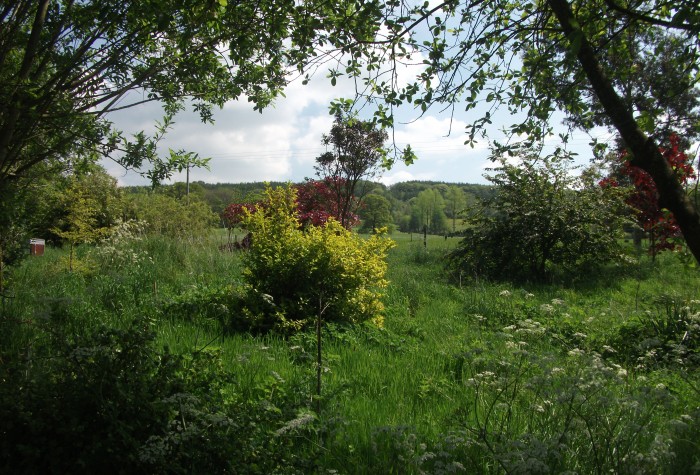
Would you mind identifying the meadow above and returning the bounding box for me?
[2,230,699,473]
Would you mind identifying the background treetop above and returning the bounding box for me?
[336,0,700,262]
[315,111,390,228]
[0,0,386,192]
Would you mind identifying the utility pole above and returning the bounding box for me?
[186,164,190,205]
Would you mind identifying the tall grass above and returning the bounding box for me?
[3,231,700,473]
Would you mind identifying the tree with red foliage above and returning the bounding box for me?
[295,178,360,229]
[315,113,388,228]
[222,202,257,228]
[601,135,696,258]
[221,181,359,245]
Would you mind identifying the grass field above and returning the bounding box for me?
[2,231,699,473]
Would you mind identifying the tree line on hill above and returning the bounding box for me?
[122,179,497,236]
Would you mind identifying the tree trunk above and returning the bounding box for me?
[547,0,700,263]
[0,243,4,294]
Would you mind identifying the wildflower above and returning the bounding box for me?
[573,332,587,339]
[525,292,535,299]
[539,304,555,315]
[499,290,512,297]
[551,298,565,306]
[274,412,315,436]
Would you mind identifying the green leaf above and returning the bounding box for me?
[636,111,655,134]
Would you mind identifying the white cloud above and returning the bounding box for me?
[380,169,433,186]
[382,115,492,183]
[102,66,360,185]
[101,57,604,188]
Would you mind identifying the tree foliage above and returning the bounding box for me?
[221,178,362,234]
[340,0,700,263]
[315,112,389,228]
[296,178,360,228]
[237,185,395,333]
[448,149,629,282]
[359,193,394,233]
[413,188,448,234]
[601,134,696,257]
[51,179,111,271]
[0,0,385,192]
[126,192,217,240]
[445,185,468,233]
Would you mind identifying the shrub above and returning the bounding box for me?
[126,193,217,241]
[606,295,700,370]
[438,342,678,474]
[237,184,395,333]
[91,219,150,272]
[448,149,630,283]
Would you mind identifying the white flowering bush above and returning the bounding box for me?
[447,150,630,283]
[439,340,678,473]
[92,219,151,271]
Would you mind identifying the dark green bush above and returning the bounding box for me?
[0,317,320,474]
[447,150,629,283]
[605,295,700,370]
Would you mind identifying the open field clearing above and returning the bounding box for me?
[2,232,699,473]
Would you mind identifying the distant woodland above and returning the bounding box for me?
[124,180,496,234]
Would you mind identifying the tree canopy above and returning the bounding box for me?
[337,0,700,262]
[359,193,393,233]
[0,0,384,194]
[315,112,389,228]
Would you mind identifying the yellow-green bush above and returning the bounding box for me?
[238,185,395,333]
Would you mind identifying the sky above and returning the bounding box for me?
[103,59,612,188]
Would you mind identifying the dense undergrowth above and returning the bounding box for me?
[1,231,699,473]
